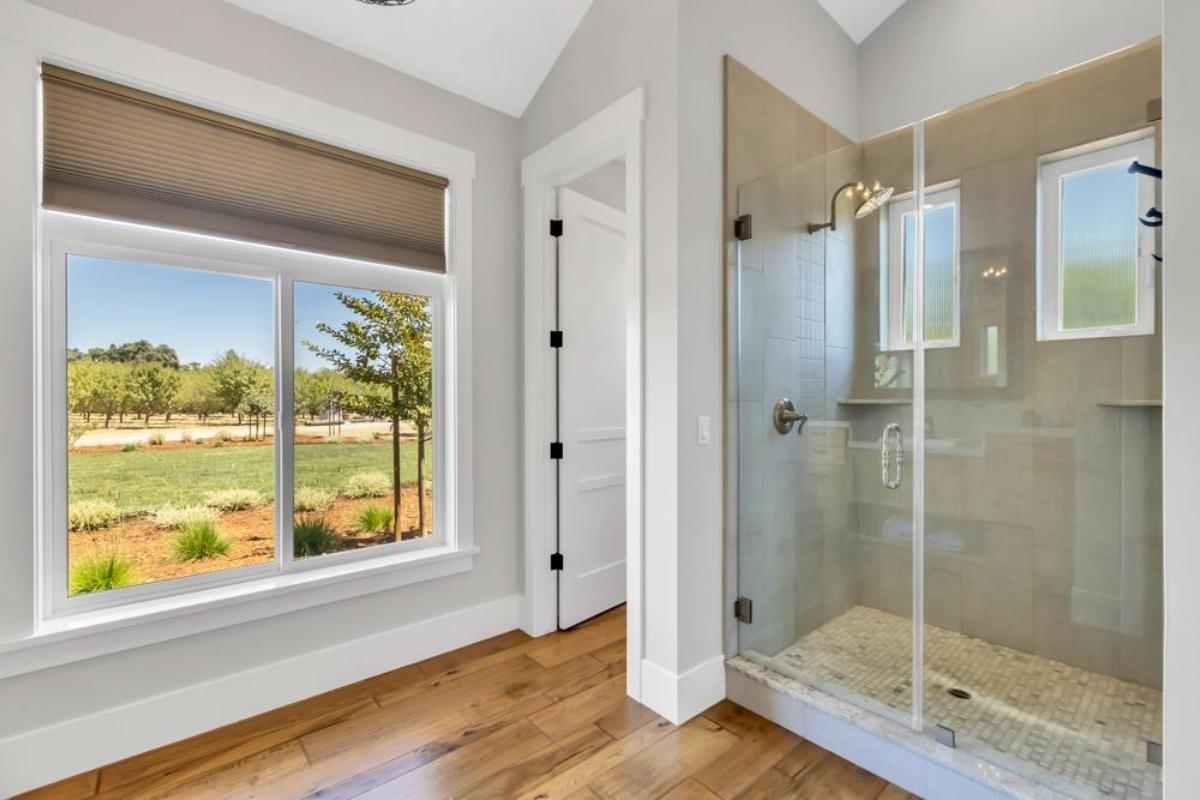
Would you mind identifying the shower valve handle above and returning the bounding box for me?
[773,399,808,435]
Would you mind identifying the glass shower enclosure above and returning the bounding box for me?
[732,40,1162,800]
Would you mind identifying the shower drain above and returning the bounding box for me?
[947,688,972,700]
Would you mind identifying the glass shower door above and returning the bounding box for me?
[918,42,1163,800]
[735,126,917,727]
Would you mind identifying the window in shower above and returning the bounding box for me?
[1037,131,1157,340]
[883,184,960,350]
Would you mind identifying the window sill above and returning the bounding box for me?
[0,544,477,680]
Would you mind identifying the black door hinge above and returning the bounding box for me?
[550,552,564,571]
[734,214,752,241]
[549,330,563,348]
[550,219,564,238]
[734,597,753,624]
[550,442,563,459]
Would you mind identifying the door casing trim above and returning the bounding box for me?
[520,87,645,701]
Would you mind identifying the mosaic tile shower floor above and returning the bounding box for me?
[759,605,1162,800]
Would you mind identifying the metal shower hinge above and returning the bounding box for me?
[733,597,753,624]
[934,724,956,749]
[734,214,752,241]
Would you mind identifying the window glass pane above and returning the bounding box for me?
[293,282,434,560]
[1059,162,1138,330]
[66,255,275,596]
[901,202,956,342]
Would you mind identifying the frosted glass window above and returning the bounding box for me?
[885,185,960,350]
[1038,133,1156,340]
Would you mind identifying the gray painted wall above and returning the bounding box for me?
[1,0,522,747]
[859,0,1163,138]
[522,0,861,677]
[566,159,626,211]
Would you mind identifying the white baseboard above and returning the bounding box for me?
[640,653,725,724]
[0,593,521,797]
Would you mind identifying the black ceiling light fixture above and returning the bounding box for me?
[357,0,415,5]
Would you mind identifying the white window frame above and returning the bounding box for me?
[881,182,962,351]
[1037,129,1157,341]
[40,212,456,618]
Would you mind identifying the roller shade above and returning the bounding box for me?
[41,64,449,271]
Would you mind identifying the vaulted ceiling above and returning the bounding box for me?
[222,0,908,118]
[816,0,909,44]
[223,0,594,117]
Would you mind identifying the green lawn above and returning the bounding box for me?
[69,441,428,513]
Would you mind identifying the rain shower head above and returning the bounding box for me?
[808,182,895,234]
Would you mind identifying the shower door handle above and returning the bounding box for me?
[881,423,903,490]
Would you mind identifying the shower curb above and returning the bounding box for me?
[725,656,1075,800]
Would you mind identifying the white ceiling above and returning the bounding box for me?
[816,0,909,44]
[223,0,594,118]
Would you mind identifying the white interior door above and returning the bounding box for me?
[557,187,627,628]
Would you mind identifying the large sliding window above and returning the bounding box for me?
[41,64,453,615]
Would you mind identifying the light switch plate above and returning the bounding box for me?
[697,415,711,445]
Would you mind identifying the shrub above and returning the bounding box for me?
[203,488,264,511]
[212,438,225,448]
[172,520,232,561]
[294,486,335,513]
[121,442,140,453]
[152,504,217,530]
[147,431,165,446]
[180,431,194,443]
[293,515,341,557]
[68,499,122,532]
[69,551,135,595]
[213,429,232,444]
[342,471,390,499]
[356,504,394,533]
[68,421,94,449]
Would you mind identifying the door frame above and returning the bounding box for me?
[520,88,645,701]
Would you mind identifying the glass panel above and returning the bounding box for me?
[1060,162,1140,330]
[293,281,434,560]
[66,254,275,595]
[921,40,1162,799]
[734,113,915,726]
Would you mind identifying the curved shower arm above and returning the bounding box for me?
[807,181,859,234]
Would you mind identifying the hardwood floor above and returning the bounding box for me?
[20,607,916,799]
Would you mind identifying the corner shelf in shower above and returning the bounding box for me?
[1097,399,1162,408]
[838,397,913,406]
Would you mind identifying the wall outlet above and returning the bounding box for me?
[697,415,711,445]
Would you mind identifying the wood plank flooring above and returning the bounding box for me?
[19,607,917,799]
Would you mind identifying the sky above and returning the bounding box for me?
[67,255,378,371]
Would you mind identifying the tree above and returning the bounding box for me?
[210,350,259,423]
[176,369,222,423]
[238,368,273,440]
[67,360,128,428]
[126,363,180,426]
[396,305,433,536]
[87,339,180,369]
[305,291,432,537]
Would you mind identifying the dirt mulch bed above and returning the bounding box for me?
[69,486,433,590]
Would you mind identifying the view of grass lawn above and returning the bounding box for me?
[64,257,435,597]
[68,439,428,513]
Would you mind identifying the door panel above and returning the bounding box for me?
[558,188,627,628]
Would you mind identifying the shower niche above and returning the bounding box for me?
[725,41,1162,800]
